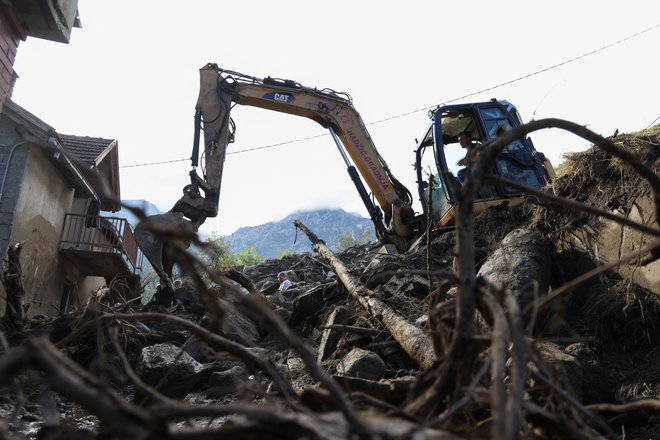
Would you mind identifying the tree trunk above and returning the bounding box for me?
[294,221,435,370]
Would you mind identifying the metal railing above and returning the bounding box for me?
[59,214,143,274]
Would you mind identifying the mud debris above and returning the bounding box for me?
[1,129,659,439]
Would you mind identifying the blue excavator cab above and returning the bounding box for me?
[414,99,553,227]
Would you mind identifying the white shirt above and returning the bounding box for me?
[279,279,292,291]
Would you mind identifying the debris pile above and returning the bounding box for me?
[1,128,659,439]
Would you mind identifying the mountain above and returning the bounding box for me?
[109,202,375,260]
[105,199,163,227]
[226,209,375,259]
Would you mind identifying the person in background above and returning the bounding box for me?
[154,279,181,310]
[277,272,292,291]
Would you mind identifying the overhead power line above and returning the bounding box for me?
[121,157,189,168]
[645,114,660,130]
[364,22,660,126]
[120,23,659,168]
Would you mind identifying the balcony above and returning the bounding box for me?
[7,0,81,43]
[59,214,143,279]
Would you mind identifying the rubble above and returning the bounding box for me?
[0,128,659,439]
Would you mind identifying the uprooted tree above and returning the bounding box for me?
[1,120,659,439]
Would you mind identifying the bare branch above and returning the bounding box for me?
[587,399,660,413]
[54,312,299,405]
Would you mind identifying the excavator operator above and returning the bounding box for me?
[457,130,481,184]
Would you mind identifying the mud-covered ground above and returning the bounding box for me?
[1,129,659,439]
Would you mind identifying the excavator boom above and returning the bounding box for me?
[136,64,419,278]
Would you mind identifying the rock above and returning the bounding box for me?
[261,281,279,295]
[182,335,211,363]
[364,244,399,273]
[176,285,205,318]
[205,365,250,398]
[478,228,552,309]
[293,285,328,319]
[317,306,355,363]
[266,290,293,311]
[272,306,291,322]
[143,319,190,345]
[279,286,304,303]
[534,342,582,400]
[138,343,205,397]
[293,283,347,319]
[211,296,260,346]
[565,342,617,404]
[381,274,429,300]
[336,347,386,381]
[372,341,417,372]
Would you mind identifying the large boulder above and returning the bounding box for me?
[478,228,552,309]
[336,347,386,381]
[138,343,205,397]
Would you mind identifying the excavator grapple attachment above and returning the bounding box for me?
[134,212,193,281]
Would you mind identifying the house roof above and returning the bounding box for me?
[2,99,122,211]
[60,134,116,167]
[59,134,121,212]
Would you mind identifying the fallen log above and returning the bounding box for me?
[294,220,435,370]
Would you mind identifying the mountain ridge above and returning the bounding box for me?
[226,208,374,258]
[111,201,374,259]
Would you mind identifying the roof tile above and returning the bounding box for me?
[59,134,115,166]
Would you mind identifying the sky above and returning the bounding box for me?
[11,1,660,237]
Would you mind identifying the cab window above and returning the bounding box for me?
[479,107,524,152]
[417,126,437,182]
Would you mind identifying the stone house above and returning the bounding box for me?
[0,101,143,316]
[0,1,142,317]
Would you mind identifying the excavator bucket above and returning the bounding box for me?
[134,212,193,282]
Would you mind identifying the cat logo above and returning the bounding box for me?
[263,92,294,104]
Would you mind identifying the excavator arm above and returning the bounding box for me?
[138,64,419,278]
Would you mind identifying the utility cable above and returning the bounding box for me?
[120,23,659,168]
[368,22,660,125]
[121,157,189,168]
[645,115,660,130]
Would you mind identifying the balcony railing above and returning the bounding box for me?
[59,214,143,274]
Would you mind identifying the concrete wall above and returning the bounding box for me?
[8,147,73,315]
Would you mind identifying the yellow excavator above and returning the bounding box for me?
[136,63,554,279]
